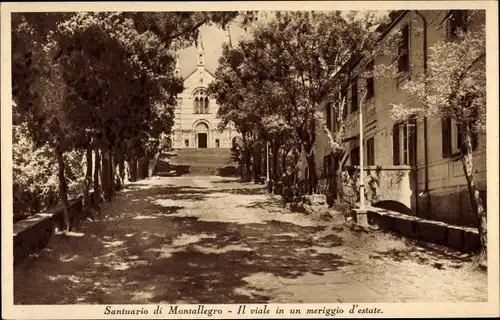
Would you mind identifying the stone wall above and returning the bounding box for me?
[337,165,416,213]
[14,192,95,266]
[13,156,159,266]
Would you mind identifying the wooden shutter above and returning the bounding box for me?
[393,123,400,165]
[471,131,478,151]
[409,119,417,165]
[441,117,452,158]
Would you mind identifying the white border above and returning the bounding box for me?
[2,1,499,319]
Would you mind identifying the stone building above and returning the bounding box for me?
[299,10,486,227]
[169,40,237,149]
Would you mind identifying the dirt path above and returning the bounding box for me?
[14,176,487,304]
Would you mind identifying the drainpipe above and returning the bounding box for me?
[415,10,430,212]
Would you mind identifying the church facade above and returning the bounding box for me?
[169,41,236,149]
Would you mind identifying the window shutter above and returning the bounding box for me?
[393,123,400,165]
[409,119,417,165]
[469,119,479,151]
[471,132,478,151]
[441,117,452,158]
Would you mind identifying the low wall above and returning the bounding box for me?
[13,154,156,266]
[338,165,416,212]
[367,207,481,253]
[13,191,96,266]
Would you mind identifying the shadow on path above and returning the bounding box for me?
[14,176,349,304]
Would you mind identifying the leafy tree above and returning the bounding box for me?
[391,11,487,259]
[12,12,85,232]
[212,11,389,193]
[12,11,257,229]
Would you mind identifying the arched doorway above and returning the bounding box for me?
[195,122,209,148]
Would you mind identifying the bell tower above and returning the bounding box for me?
[197,35,205,67]
[174,53,181,78]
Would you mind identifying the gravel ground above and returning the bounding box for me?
[14,175,487,304]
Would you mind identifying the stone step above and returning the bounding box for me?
[154,148,238,176]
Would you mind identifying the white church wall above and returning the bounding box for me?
[170,45,237,149]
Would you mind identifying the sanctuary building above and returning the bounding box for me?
[169,40,236,149]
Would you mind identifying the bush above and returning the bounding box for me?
[13,123,86,221]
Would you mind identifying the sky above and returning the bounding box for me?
[176,11,389,78]
[176,23,249,78]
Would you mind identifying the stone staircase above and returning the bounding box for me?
[154,148,239,176]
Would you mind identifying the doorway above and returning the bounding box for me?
[198,133,207,148]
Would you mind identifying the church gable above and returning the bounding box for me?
[183,67,216,91]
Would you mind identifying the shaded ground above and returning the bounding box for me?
[14,176,487,304]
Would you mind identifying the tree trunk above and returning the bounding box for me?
[118,148,125,187]
[461,125,487,262]
[109,148,116,196]
[129,157,138,182]
[83,142,93,218]
[243,148,252,182]
[281,149,288,176]
[55,143,70,232]
[252,145,261,183]
[306,152,317,194]
[331,157,340,200]
[241,134,252,182]
[101,148,112,201]
[137,155,147,180]
[262,145,267,180]
[93,148,101,209]
[272,144,279,183]
[238,149,245,180]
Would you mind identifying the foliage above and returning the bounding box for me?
[13,123,86,219]
[210,11,390,188]
[389,11,487,255]
[390,25,486,133]
[11,11,252,222]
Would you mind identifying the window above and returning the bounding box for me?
[442,117,478,157]
[193,89,209,114]
[402,124,408,164]
[366,138,375,166]
[447,10,468,40]
[366,61,375,99]
[350,147,360,166]
[325,102,332,131]
[351,79,358,112]
[456,123,463,154]
[398,24,410,73]
[393,121,416,165]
